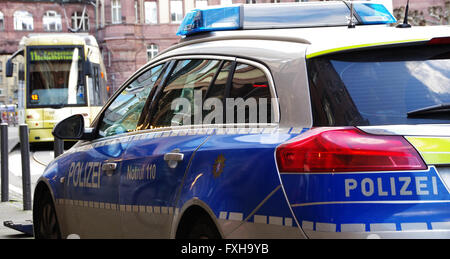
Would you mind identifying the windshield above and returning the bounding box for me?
[27,46,86,108]
[307,44,450,126]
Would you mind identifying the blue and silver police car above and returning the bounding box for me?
[33,1,450,238]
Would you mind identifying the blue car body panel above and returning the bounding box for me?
[39,126,450,238]
[281,166,450,232]
[177,128,301,232]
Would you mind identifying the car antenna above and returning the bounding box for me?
[396,0,412,28]
[347,1,356,28]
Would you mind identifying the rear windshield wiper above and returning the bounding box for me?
[407,103,450,117]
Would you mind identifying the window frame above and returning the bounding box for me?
[147,44,159,61]
[170,0,183,23]
[143,55,279,130]
[220,0,232,5]
[91,61,170,140]
[71,11,90,31]
[89,55,279,142]
[14,10,34,31]
[0,11,4,31]
[111,0,122,24]
[195,0,208,8]
[144,1,158,24]
[43,10,62,32]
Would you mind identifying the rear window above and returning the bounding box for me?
[308,44,450,126]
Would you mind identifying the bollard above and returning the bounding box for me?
[54,137,64,158]
[19,124,31,210]
[1,123,8,202]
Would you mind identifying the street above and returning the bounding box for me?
[0,126,56,239]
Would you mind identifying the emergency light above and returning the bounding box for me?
[176,1,396,36]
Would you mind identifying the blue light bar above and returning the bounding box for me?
[176,2,397,37]
[176,6,241,36]
[353,2,397,25]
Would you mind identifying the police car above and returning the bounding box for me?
[33,1,450,239]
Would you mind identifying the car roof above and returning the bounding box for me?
[298,25,450,58]
[158,24,450,61]
[146,23,450,130]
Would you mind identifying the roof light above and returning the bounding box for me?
[177,2,397,37]
[176,5,241,36]
[353,2,396,25]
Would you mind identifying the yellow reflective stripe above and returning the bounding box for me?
[419,153,450,165]
[406,137,450,165]
[306,39,429,59]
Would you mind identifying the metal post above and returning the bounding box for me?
[54,137,64,158]
[1,123,8,202]
[19,124,31,210]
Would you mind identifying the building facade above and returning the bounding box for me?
[95,0,288,92]
[0,0,96,104]
[0,0,449,105]
[393,0,450,26]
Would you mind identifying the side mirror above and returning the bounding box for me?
[52,114,94,140]
[5,59,13,77]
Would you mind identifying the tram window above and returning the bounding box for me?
[89,65,102,106]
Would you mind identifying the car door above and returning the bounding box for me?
[60,63,166,238]
[175,60,299,238]
[119,58,229,238]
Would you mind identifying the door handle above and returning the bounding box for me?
[164,148,184,168]
[102,162,117,176]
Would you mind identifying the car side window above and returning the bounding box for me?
[229,63,273,123]
[202,61,233,123]
[97,64,164,138]
[149,59,222,127]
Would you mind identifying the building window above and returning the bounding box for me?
[196,0,208,8]
[111,0,122,24]
[145,1,158,24]
[170,0,183,23]
[72,12,89,31]
[135,0,139,23]
[147,44,159,61]
[0,11,4,31]
[220,0,232,5]
[43,11,62,31]
[14,10,34,31]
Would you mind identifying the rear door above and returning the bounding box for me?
[119,58,227,238]
[175,59,303,238]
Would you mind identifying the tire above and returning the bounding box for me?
[34,192,61,239]
[186,214,221,239]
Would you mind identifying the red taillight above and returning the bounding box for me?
[428,37,450,45]
[276,127,426,173]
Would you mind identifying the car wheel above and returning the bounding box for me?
[186,215,221,239]
[34,193,61,239]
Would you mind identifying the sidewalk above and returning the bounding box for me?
[0,201,33,239]
[0,126,33,239]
